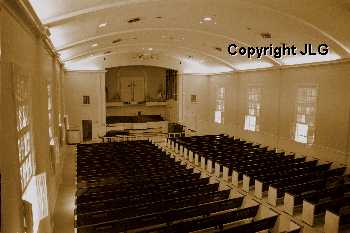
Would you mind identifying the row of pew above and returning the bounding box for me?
[75,140,279,233]
[167,134,350,232]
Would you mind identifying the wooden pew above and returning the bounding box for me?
[153,205,260,233]
[77,197,244,230]
[302,196,346,226]
[220,215,278,233]
[324,204,350,233]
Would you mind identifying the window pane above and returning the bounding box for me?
[214,111,222,124]
[295,123,308,144]
[214,87,224,124]
[294,86,317,144]
[244,115,256,132]
[245,87,261,132]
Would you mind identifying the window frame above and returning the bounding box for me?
[244,86,262,132]
[214,87,225,124]
[293,85,318,145]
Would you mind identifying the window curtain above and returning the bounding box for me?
[165,69,178,100]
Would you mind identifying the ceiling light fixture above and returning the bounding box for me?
[282,53,340,65]
[203,17,213,21]
[148,48,153,51]
[234,61,273,70]
[98,22,107,28]
[91,43,98,47]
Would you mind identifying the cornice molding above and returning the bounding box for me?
[0,0,62,66]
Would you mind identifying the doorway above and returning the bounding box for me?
[82,120,92,141]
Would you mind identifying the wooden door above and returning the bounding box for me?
[82,120,92,141]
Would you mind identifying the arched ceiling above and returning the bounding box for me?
[28,0,350,73]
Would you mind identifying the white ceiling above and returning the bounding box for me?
[29,0,350,73]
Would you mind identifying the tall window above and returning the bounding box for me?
[11,64,49,233]
[214,87,225,124]
[166,69,178,100]
[48,82,58,173]
[14,65,36,192]
[294,86,317,144]
[244,86,261,132]
[48,83,54,142]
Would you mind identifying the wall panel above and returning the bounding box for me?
[64,71,106,140]
[181,61,350,167]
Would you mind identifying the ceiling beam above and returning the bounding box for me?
[56,27,283,66]
[43,0,350,58]
[43,0,160,26]
[63,42,238,71]
[254,2,350,57]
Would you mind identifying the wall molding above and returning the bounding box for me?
[1,0,61,64]
[180,58,350,76]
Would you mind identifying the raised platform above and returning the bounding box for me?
[106,101,168,107]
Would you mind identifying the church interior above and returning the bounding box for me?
[0,0,350,233]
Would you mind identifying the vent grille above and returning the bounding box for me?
[128,17,141,23]
[112,39,122,44]
[260,32,272,39]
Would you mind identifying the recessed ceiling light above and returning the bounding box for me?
[91,43,98,47]
[98,22,107,28]
[203,17,213,21]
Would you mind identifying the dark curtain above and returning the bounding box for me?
[105,67,120,102]
[166,69,178,100]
